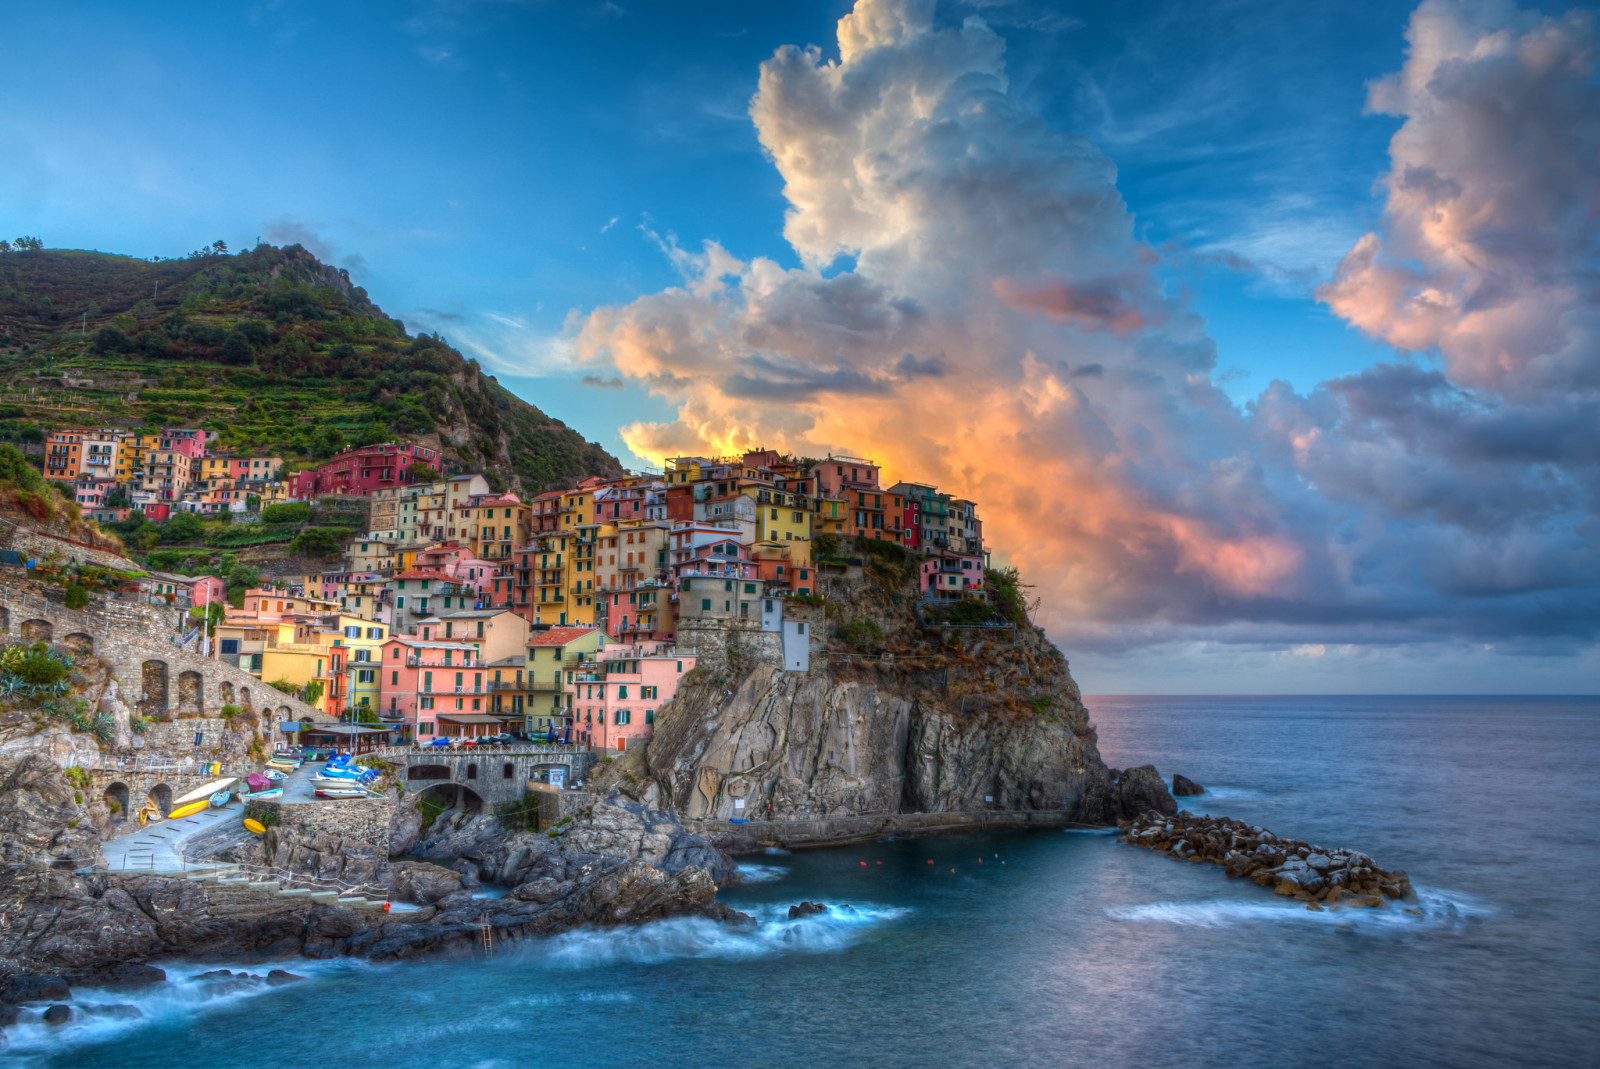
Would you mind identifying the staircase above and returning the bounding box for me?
[180,862,392,911]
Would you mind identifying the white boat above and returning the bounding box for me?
[171,778,238,809]
[314,787,373,799]
[240,788,284,801]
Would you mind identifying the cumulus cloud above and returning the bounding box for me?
[572,0,1599,655]
[1318,0,1600,393]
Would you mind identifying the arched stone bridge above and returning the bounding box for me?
[1,583,329,735]
[374,746,600,806]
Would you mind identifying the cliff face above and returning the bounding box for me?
[636,552,1173,832]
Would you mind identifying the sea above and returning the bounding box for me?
[8,695,1598,1069]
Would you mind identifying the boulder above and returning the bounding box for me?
[1112,766,1178,818]
[42,1004,72,1025]
[388,861,464,905]
[1,975,70,1005]
[265,970,305,986]
[1171,774,1205,796]
[787,901,828,919]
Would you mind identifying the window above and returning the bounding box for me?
[220,639,239,655]
[701,598,711,611]
[745,583,757,594]
[618,685,628,698]
[421,696,434,710]
[392,646,400,659]
[357,669,375,683]
[797,622,807,634]
[677,660,683,673]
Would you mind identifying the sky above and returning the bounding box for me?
[3,0,1597,694]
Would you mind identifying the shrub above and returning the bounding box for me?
[218,703,242,719]
[63,583,89,609]
[985,566,1027,624]
[260,501,310,524]
[63,765,92,789]
[1028,695,1054,715]
[837,618,885,652]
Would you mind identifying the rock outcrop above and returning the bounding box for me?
[1171,774,1205,796]
[1120,811,1418,909]
[642,628,1172,833]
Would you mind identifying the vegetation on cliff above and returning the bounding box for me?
[0,244,622,492]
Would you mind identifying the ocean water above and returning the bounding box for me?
[10,695,1598,1069]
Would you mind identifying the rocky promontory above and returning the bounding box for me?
[1120,811,1419,910]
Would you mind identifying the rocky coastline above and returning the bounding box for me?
[1119,810,1419,910]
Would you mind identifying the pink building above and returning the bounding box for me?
[670,537,755,586]
[566,644,695,752]
[378,636,490,739]
[415,543,501,598]
[289,442,443,498]
[920,553,985,600]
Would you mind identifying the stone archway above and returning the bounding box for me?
[177,670,204,715]
[20,619,52,643]
[146,783,172,817]
[140,660,169,718]
[464,762,478,780]
[220,681,235,706]
[406,764,451,781]
[239,686,253,712]
[63,632,94,655]
[0,605,9,633]
[103,782,130,821]
[415,782,483,811]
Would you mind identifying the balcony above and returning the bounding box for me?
[406,655,486,668]
[488,679,526,691]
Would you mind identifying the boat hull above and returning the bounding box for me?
[167,799,209,820]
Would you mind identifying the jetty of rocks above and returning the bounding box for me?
[1119,811,1418,910]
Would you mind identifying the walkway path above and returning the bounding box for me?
[100,803,238,874]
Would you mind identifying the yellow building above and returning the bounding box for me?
[524,625,603,734]
[563,524,600,625]
[115,433,161,480]
[560,486,596,529]
[331,614,389,719]
[258,621,349,720]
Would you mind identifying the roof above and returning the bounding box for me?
[528,625,601,647]
[393,569,450,580]
[439,609,511,620]
[382,636,479,650]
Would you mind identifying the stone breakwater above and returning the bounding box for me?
[1119,812,1418,911]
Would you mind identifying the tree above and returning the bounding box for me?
[92,325,135,353]
[290,526,342,557]
[355,421,389,447]
[211,239,228,255]
[311,425,346,458]
[302,679,325,707]
[161,511,204,543]
[220,331,254,365]
[13,236,43,251]
[64,583,89,610]
[0,240,10,253]
[405,461,437,484]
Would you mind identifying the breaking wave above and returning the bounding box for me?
[0,962,354,1064]
[1106,885,1493,932]
[523,902,908,968]
[732,862,789,883]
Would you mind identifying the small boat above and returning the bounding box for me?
[262,769,287,781]
[240,788,283,801]
[167,799,210,820]
[314,788,373,799]
[171,777,238,809]
[265,760,300,772]
[242,817,267,834]
[208,790,233,807]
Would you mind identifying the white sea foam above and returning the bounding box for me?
[1107,885,1493,932]
[523,902,907,968]
[763,846,792,855]
[733,862,789,883]
[1062,827,1119,835]
[0,961,351,1062]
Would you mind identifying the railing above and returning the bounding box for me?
[230,861,383,900]
[487,680,525,691]
[375,743,591,758]
[405,656,485,668]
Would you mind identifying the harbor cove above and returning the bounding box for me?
[4,696,1595,1069]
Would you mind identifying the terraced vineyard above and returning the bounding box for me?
[0,244,621,492]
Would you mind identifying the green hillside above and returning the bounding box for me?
[0,243,621,491]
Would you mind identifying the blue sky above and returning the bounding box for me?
[5,0,1596,693]
[4,0,1410,421]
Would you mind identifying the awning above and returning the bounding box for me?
[279,722,396,735]
[435,713,516,724]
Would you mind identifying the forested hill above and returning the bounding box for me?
[0,243,622,492]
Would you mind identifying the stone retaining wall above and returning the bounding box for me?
[251,795,394,852]
[6,529,138,572]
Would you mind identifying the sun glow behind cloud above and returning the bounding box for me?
[566,0,1596,672]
